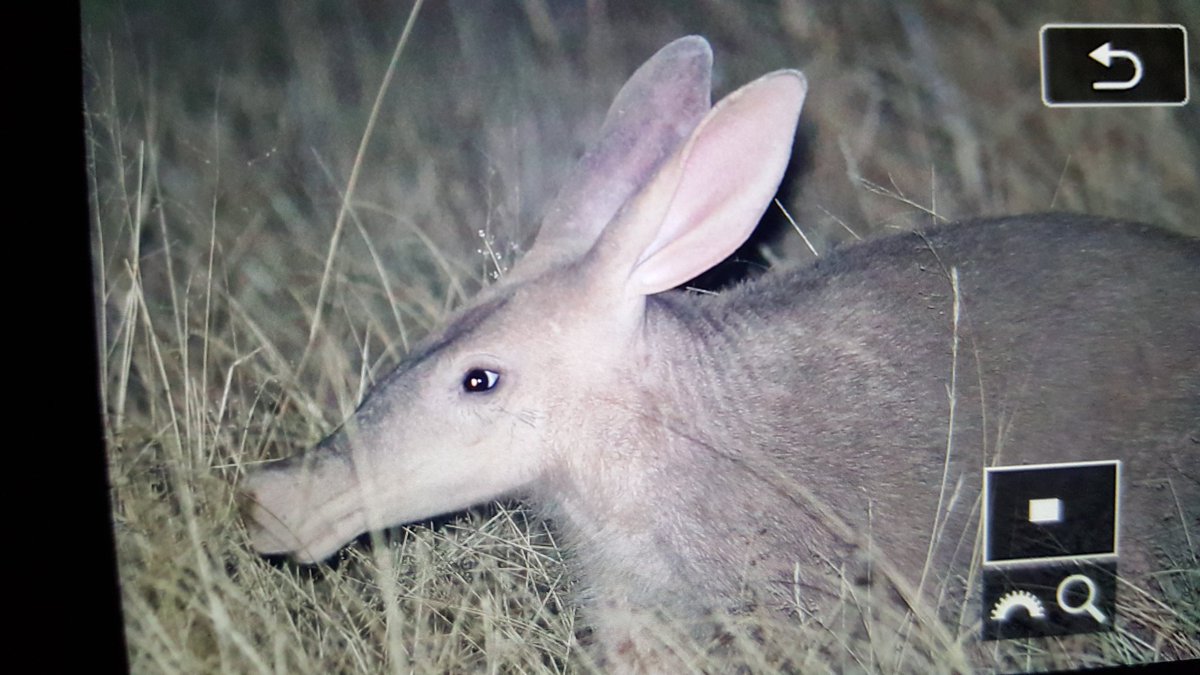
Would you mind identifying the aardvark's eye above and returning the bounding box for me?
[462,368,500,393]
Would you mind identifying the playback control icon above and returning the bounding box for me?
[981,461,1120,641]
[1040,24,1189,107]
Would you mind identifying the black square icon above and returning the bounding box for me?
[984,461,1119,564]
[1041,24,1189,107]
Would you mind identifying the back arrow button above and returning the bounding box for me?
[1089,42,1144,90]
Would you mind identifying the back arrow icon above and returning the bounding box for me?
[1089,42,1143,90]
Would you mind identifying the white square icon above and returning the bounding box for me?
[1028,497,1063,524]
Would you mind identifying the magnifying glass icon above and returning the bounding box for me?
[1057,574,1107,623]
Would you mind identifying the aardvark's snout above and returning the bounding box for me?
[240,455,367,564]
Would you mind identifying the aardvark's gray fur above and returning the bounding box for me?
[243,36,1199,670]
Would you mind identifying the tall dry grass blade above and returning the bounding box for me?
[299,0,427,378]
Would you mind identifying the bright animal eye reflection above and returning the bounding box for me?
[463,368,499,393]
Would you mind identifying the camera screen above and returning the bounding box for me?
[84,2,1196,672]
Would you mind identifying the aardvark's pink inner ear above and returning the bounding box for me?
[613,70,808,297]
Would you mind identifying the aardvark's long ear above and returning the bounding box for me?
[587,69,808,298]
[519,36,713,271]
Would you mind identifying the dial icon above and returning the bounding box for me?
[990,590,1047,622]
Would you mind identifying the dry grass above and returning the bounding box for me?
[85,1,1198,672]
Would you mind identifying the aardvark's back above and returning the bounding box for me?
[622,213,1200,630]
